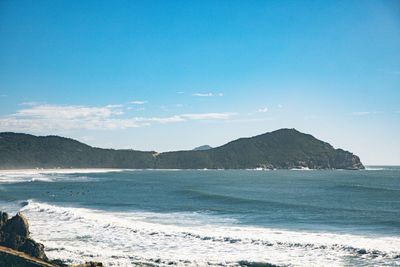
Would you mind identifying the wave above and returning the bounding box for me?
[333,184,400,193]
[181,189,395,215]
[13,200,400,266]
[364,166,400,171]
[0,170,111,184]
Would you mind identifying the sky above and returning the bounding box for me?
[0,0,399,165]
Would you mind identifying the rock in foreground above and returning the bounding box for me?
[0,212,47,261]
[0,211,103,267]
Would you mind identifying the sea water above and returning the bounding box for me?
[0,168,399,266]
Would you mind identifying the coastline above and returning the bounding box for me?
[0,168,128,174]
[0,166,379,173]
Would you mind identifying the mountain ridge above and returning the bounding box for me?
[0,128,364,170]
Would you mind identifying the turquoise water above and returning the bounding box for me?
[0,167,399,266]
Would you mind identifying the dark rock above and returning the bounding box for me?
[3,212,30,237]
[0,211,104,267]
[3,232,26,250]
[357,248,367,255]
[50,259,69,266]
[19,238,48,261]
[0,211,8,230]
[0,211,49,262]
[238,260,280,267]
[74,262,103,267]
[0,230,4,243]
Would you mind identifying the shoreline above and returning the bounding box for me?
[0,166,388,173]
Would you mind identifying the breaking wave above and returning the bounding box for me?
[0,169,125,184]
[12,200,400,267]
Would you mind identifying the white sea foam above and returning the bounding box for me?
[290,167,312,171]
[0,169,126,184]
[364,166,400,171]
[365,167,386,171]
[12,200,400,267]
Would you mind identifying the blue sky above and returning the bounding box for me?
[0,0,399,164]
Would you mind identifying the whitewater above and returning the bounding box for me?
[1,168,399,266]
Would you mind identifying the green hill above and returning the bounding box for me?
[0,129,364,170]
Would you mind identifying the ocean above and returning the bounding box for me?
[0,168,399,266]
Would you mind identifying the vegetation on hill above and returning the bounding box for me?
[0,129,364,170]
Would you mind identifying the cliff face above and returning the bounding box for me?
[0,129,364,170]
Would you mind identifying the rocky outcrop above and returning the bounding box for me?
[0,211,8,229]
[3,212,30,237]
[0,211,104,267]
[0,212,48,262]
[0,245,55,267]
[71,262,103,267]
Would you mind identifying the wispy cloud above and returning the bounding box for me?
[352,111,384,116]
[0,104,235,132]
[130,100,147,105]
[0,94,7,98]
[106,104,124,108]
[353,111,371,116]
[193,93,213,97]
[193,92,223,97]
[19,102,43,106]
[222,117,275,124]
[15,104,123,119]
[258,107,268,113]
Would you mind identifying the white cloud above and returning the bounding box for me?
[258,107,268,113]
[193,93,213,97]
[222,117,275,124]
[136,112,235,124]
[192,92,224,97]
[352,111,384,116]
[0,104,236,132]
[15,104,123,119]
[130,100,147,105]
[278,104,283,108]
[352,111,371,116]
[19,102,42,106]
[181,112,234,120]
[106,104,124,108]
